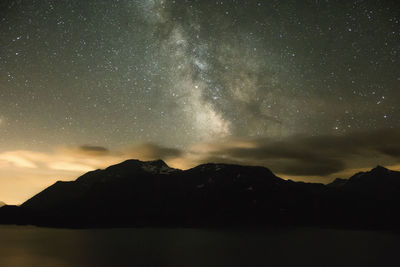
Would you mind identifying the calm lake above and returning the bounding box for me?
[0,225,398,267]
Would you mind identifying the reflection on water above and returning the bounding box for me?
[0,225,398,267]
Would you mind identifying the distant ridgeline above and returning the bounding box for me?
[1,160,400,229]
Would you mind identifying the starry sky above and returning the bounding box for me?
[0,0,399,204]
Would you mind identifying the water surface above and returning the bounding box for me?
[0,225,397,267]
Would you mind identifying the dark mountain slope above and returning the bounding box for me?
[326,166,400,228]
[331,166,400,194]
[1,160,399,229]
[20,160,300,227]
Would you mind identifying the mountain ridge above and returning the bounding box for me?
[1,159,400,229]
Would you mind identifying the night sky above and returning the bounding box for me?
[0,0,399,204]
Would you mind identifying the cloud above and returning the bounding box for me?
[0,147,114,173]
[48,162,96,172]
[1,129,399,179]
[78,145,109,155]
[0,151,38,168]
[183,128,400,177]
[125,142,183,160]
[56,145,110,158]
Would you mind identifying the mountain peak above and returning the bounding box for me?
[116,159,167,166]
[146,159,168,167]
[371,165,388,173]
[349,165,391,181]
[141,159,177,174]
[105,159,178,175]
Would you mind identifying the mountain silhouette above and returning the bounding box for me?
[332,165,400,192]
[1,160,400,229]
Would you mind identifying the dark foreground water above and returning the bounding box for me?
[0,225,398,267]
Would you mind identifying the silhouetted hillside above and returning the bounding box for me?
[1,160,400,229]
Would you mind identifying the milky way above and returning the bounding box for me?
[0,0,399,203]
